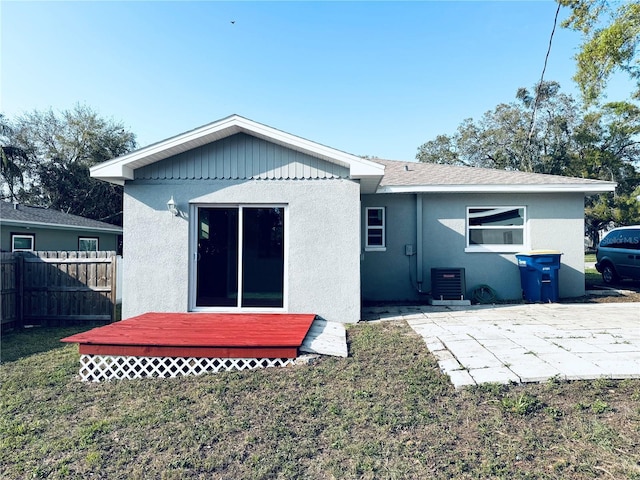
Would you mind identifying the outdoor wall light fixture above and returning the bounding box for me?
[167,196,179,216]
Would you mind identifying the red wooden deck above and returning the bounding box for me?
[61,312,316,358]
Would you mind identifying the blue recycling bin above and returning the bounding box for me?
[515,250,562,302]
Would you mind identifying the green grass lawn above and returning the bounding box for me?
[585,253,604,289]
[2,323,640,479]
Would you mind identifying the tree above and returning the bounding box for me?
[416,82,640,241]
[0,114,31,202]
[417,81,579,175]
[573,101,640,244]
[560,0,640,105]
[5,105,136,225]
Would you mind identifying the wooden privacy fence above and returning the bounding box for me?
[1,253,19,328]
[1,251,117,330]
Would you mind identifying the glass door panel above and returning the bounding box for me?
[196,208,238,307]
[241,207,285,307]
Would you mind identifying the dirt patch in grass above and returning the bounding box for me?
[2,323,640,479]
[579,291,640,303]
[576,269,640,303]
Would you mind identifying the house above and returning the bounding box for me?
[0,202,122,253]
[90,115,616,323]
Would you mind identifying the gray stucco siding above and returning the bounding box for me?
[361,194,420,302]
[526,193,586,298]
[122,186,190,315]
[134,133,350,181]
[361,192,586,303]
[122,178,361,323]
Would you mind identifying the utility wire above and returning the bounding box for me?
[528,2,562,144]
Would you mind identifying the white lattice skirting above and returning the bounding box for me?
[79,354,295,382]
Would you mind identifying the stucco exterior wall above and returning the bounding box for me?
[122,178,361,323]
[0,225,119,252]
[361,192,586,302]
[361,194,420,302]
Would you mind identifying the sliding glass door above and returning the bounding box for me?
[195,206,285,309]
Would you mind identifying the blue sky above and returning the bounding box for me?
[1,1,635,161]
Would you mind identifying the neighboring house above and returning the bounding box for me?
[90,115,616,323]
[0,202,122,253]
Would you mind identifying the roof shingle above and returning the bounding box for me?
[372,159,616,192]
[0,202,122,232]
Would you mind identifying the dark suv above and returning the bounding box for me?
[595,226,640,284]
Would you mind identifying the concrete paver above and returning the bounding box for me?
[447,369,476,388]
[363,302,640,388]
[506,356,563,383]
[468,366,520,384]
[542,351,608,380]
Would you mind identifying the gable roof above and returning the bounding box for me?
[373,159,616,195]
[90,114,386,193]
[0,202,123,233]
[89,115,616,196]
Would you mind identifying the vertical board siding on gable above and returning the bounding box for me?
[134,133,349,181]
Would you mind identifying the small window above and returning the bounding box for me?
[11,234,35,252]
[78,237,99,251]
[365,207,386,251]
[466,206,526,253]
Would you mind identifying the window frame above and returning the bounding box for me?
[11,233,35,252]
[189,203,289,313]
[365,207,386,252]
[465,206,528,253]
[78,237,99,252]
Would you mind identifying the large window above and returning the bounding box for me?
[466,206,526,252]
[11,234,35,252]
[78,237,99,251]
[365,207,386,251]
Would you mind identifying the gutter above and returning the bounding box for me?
[377,183,617,195]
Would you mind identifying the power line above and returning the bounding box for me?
[528,2,562,144]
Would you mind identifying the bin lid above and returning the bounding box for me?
[516,249,562,256]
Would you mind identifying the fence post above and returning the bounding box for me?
[110,255,116,323]
[17,253,24,328]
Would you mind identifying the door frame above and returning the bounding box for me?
[188,203,289,312]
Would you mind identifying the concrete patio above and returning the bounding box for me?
[362,303,640,389]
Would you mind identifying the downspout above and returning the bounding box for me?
[416,193,423,293]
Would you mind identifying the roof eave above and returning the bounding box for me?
[358,174,384,194]
[89,164,133,184]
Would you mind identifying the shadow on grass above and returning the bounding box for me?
[0,325,96,363]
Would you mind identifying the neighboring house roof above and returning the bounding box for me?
[373,159,616,195]
[90,114,386,193]
[0,202,123,233]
